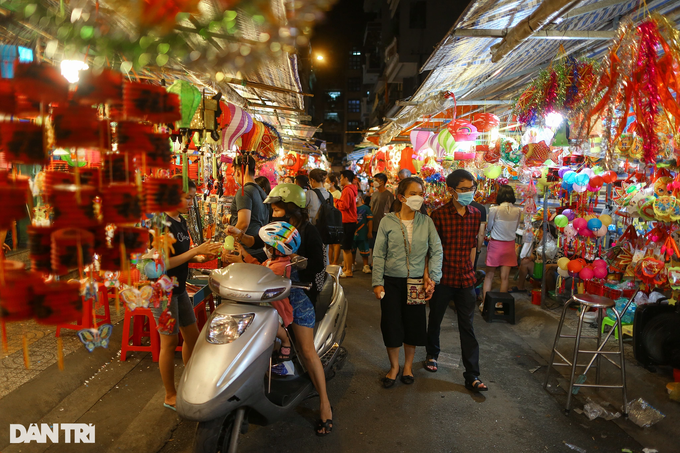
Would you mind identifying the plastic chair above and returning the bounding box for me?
[56,284,112,337]
[120,306,160,362]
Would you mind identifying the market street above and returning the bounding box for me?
[1,268,677,453]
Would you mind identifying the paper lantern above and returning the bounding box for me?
[426,133,445,157]
[410,130,432,153]
[593,266,608,279]
[447,119,479,142]
[554,214,568,228]
[587,218,603,231]
[221,103,253,151]
[241,120,265,151]
[567,260,584,273]
[484,165,502,179]
[557,257,570,270]
[579,266,594,281]
[437,129,456,155]
[471,113,500,132]
[573,218,587,231]
[599,214,612,226]
[167,80,201,129]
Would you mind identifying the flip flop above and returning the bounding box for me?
[163,403,177,411]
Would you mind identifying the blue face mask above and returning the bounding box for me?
[456,191,474,206]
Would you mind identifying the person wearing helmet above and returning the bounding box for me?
[225,183,332,435]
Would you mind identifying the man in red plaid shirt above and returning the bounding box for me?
[426,169,488,392]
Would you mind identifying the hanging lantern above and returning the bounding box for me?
[448,119,479,142]
[437,129,456,155]
[221,103,253,151]
[166,80,202,129]
[471,113,500,132]
[409,129,432,153]
[426,133,445,158]
[241,120,265,151]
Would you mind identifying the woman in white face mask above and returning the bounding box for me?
[371,177,443,388]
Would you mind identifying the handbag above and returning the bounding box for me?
[397,214,427,305]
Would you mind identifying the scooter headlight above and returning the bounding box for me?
[262,287,287,301]
[207,313,254,344]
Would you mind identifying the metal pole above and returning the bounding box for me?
[540,189,549,308]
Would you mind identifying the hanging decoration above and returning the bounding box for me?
[221,103,253,151]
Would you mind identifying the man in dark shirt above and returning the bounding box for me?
[426,170,488,392]
[230,154,269,261]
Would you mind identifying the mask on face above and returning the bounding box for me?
[372,181,381,188]
[404,195,424,212]
[324,183,332,191]
[456,191,474,206]
[265,247,275,260]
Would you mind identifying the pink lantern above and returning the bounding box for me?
[573,218,587,231]
[593,266,608,279]
[221,103,253,151]
[594,225,608,237]
[447,119,479,142]
[580,228,594,238]
[410,130,433,154]
[579,266,595,281]
[593,259,607,269]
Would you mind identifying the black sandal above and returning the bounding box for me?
[424,356,438,373]
[316,407,333,437]
[465,377,489,392]
[381,368,399,388]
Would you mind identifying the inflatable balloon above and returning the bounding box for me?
[222,103,253,150]
[567,260,584,273]
[410,129,433,153]
[562,209,576,221]
[437,129,456,155]
[587,218,603,231]
[554,214,568,228]
[484,165,502,179]
[573,218,587,231]
[557,257,570,270]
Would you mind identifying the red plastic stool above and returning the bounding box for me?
[120,307,160,362]
[56,284,112,336]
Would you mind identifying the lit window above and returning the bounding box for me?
[326,91,342,101]
[348,99,361,113]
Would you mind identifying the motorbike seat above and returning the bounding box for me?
[315,275,335,323]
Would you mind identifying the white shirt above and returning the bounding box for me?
[487,202,522,242]
[401,219,414,244]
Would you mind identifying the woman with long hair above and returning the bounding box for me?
[325,173,343,266]
[372,177,443,388]
[482,184,522,306]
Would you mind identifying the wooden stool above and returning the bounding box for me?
[120,307,160,362]
[543,294,628,414]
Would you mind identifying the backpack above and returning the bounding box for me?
[312,189,344,244]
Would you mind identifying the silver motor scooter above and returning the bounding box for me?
[176,262,348,453]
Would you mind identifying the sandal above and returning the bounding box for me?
[509,287,527,293]
[424,357,438,373]
[316,414,333,437]
[465,377,489,392]
[381,368,399,388]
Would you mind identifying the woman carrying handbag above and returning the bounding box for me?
[372,177,443,388]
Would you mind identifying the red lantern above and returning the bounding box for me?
[471,113,500,132]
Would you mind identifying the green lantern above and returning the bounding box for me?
[167,80,201,128]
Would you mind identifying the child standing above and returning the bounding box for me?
[354,193,373,274]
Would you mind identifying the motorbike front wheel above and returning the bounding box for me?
[194,412,237,453]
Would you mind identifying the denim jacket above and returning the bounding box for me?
[372,212,443,287]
